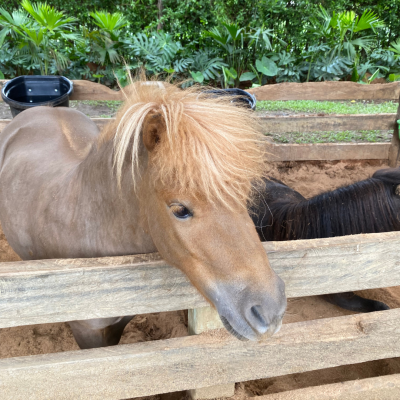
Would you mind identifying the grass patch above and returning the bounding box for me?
[256,100,398,114]
[267,130,392,144]
[70,100,122,112]
[70,99,397,116]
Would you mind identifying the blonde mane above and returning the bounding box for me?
[100,79,268,208]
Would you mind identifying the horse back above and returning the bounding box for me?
[0,106,99,169]
[0,107,100,259]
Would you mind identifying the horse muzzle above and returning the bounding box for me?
[205,275,287,341]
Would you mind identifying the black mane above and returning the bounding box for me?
[253,168,400,241]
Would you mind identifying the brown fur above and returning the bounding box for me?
[0,80,286,346]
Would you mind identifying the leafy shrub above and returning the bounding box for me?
[0,0,399,87]
[0,0,82,75]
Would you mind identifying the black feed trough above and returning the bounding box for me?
[1,75,74,118]
[202,88,256,110]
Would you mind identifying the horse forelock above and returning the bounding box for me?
[100,80,267,209]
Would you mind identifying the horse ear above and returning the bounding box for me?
[143,114,162,153]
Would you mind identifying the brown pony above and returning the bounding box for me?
[0,80,286,347]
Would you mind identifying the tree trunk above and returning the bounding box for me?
[157,0,163,31]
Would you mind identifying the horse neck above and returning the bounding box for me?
[272,178,400,240]
[72,138,155,254]
[76,139,117,196]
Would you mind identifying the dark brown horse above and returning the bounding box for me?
[0,81,286,347]
[250,168,400,312]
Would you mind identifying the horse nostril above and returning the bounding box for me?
[250,305,269,334]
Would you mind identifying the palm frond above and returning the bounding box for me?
[204,27,229,47]
[389,39,400,56]
[89,11,128,32]
[353,9,384,33]
[221,22,243,41]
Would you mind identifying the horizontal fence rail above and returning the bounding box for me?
[0,232,398,329]
[259,113,396,133]
[2,80,400,102]
[267,142,391,162]
[248,81,400,101]
[0,115,395,162]
[1,79,398,162]
[0,308,399,399]
[260,373,400,400]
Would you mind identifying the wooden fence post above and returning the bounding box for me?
[187,307,235,399]
[388,94,400,167]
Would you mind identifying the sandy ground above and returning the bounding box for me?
[1,159,400,399]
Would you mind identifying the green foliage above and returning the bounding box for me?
[256,56,277,76]
[0,0,399,87]
[389,74,400,82]
[188,50,226,83]
[126,31,186,74]
[204,22,249,87]
[239,55,278,87]
[311,56,353,81]
[90,10,128,32]
[0,0,82,75]
[309,6,384,61]
[273,51,302,83]
[0,8,28,46]
[85,11,128,65]
[205,22,273,87]
[389,38,400,58]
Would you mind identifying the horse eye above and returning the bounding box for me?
[170,204,192,219]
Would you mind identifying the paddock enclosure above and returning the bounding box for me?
[0,80,400,399]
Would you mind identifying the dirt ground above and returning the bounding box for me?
[1,159,400,399]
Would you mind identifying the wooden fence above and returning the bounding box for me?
[0,80,400,399]
[1,79,400,163]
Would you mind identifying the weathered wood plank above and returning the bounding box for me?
[388,95,400,167]
[268,232,400,298]
[248,81,400,101]
[260,113,396,133]
[0,79,123,101]
[2,80,399,102]
[266,142,390,161]
[69,80,123,101]
[259,373,400,400]
[0,309,399,400]
[0,232,398,328]
[188,307,224,335]
[188,384,235,400]
[187,307,232,399]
